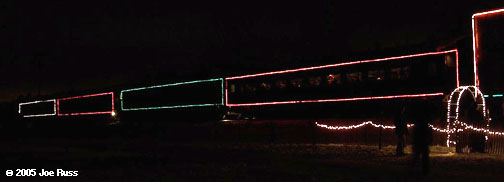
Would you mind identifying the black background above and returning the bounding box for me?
[2,0,504,102]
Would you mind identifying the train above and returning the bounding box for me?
[14,49,467,126]
[9,8,504,133]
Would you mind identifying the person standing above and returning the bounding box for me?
[467,102,486,153]
[394,104,408,156]
[409,98,434,175]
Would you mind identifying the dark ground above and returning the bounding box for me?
[1,125,504,182]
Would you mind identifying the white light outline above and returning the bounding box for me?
[18,99,57,118]
[445,86,488,147]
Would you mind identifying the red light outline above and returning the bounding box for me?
[226,50,458,81]
[225,50,457,107]
[57,92,114,116]
[472,8,504,87]
[226,93,443,106]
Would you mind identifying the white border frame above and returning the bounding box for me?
[18,99,57,118]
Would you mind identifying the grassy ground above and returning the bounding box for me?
[2,136,504,182]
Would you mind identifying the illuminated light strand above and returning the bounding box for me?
[429,124,452,133]
[121,78,223,92]
[18,99,57,118]
[446,87,463,147]
[62,111,115,116]
[121,104,222,111]
[452,87,469,146]
[455,50,460,89]
[226,50,458,107]
[459,122,504,136]
[225,80,229,106]
[121,78,225,111]
[57,92,114,116]
[315,121,406,130]
[315,121,440,131]
[226,93,444,107]
[317,86,502,147]
[226,49,458,81]
[316,121,502,136]
[473,8,504,17]
[446,86,488,147]
[472,8,504,86]
[472,15,479,86]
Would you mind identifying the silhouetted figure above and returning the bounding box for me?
[393,104,408,156]
[409,99,433,175]
[467,102,486,153]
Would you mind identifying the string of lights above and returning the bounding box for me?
[483,94,503,98]
[315,120,504,136]
[227,93,444,107]
[57,92,115,116]
[315,121,412,130]
[459,122,504,136]
[121,78,224,111]
[18,99,57,118]
[445,86,489,147]
[472,8,504,86]
[225,50,458,107]
[316,85,504,149]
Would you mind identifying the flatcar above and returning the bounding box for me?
[119,78,225,124]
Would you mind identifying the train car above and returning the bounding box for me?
[57,92,115,117]
[17,99,58,128]
[473,9,504,123]
[55,92,116,125]
[16,91,117,128]
[225,50,460,120]
[19,99,57,118]
[119,78,225,125]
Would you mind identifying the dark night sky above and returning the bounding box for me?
[1,0,504,102]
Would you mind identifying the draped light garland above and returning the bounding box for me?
[316,86,504,150]
[315,121,503,135]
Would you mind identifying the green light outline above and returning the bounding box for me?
[484,95,489,98]
[121,78,224,111]
[493,94,503,97]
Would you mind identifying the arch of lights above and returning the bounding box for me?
[317,8,504,150]
[445,86,488,147]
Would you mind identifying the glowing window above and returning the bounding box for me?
[290,78,304,88]
[308,76,322,86]
[367,70,385,81]
[391,68,401,80]
[230,84,236,93]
